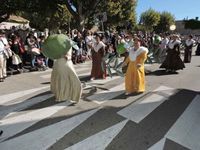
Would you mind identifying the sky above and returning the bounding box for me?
[136,0,200,21]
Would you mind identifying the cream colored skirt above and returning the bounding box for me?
[51,58,82,102]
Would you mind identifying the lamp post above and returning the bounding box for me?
[169,24,176,33]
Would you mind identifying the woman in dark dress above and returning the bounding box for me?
[195,38,200,56]
[10,35,23,73]
[160,34,185,72]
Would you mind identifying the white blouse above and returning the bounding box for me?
[129,46,148,62]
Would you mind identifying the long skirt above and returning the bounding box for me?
[160,50,185,70]
[184,48,192,63]
[51,58,82,102]
[196,44,200,56]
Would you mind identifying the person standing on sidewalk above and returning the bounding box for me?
[0,30,10,82]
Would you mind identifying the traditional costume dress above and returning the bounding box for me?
[195,39,200,56]
[184,38,195,63]
[124,46,148,93]
[51,48,82,102]
[42,34,82,103]
[91,41,106,79]
[159,37,169,63]
[160,40,185,71]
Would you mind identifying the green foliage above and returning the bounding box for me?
[0,0,72,31]
[140,9,160,31]
[99,0,137,30]
[184,19,200,29]
[155,11,175,33]
[0,0,137,31]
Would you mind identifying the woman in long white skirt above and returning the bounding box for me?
[51,48,82,103]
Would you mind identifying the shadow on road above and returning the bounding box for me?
[146,69,179,76]
[1,88,200,150]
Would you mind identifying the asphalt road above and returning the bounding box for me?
[0,52,199,150]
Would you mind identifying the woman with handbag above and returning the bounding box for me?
[10,35,23,73]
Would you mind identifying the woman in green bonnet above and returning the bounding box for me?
[42,34,82,103]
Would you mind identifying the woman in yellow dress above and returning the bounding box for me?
[123,37,148,95]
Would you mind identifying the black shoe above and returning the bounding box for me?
[0,78,4,82]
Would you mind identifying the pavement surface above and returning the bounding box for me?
[0,51,200,150]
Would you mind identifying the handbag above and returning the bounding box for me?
[31,47,40,55]
[12,53,22,65]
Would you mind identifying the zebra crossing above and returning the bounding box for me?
[0,63,199,150]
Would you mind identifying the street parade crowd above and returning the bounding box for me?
[1,27,200,137]
[0,27,200,100]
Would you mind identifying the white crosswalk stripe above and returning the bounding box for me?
[87,83,125,104]
[148,95,200,150]
[31,69,52,74]
[0,102,70,142]
[0,86,49,105]
[65,119,128,150]
[117,86,175,123]
[0,109,98,150]
[0,93,53,119]
[41,71,90,79]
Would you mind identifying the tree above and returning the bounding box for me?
[0,1,72,31]
[139,8,160,31]
[0,0,137,31]
[60,0,102,29]
[62,0,137,30]
[21,4,72,31]
[100,0,137,30]
[155,11,175,33]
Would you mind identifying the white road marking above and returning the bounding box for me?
[65,119,128,150]
[118,86,175,123]
[148,138,165,150]
[31,69,52,74]
[148,95,200,150]
[153,86,174,92]
[118,94,167,123]
[87,83,125,104]
[0,109,98,150]
[0,86,49,105]
[0,93,53,119]
[88,76,121,84]
[41,71,90,79]
[0,101,70,142]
